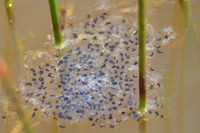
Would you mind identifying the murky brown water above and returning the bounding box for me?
[0,0,200,133]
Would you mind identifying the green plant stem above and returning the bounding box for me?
[4,0,22,68]
[51,119,59,133]
[4,0,15,29]
[179,0,190,30]
[3,2,33,130]
[138,0,147,111]
[179,0,192,79]
[139,119,146,133]
[49,0,63,46]
[2,76,34,133]
[176,1,191,133]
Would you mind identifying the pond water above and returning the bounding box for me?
[0,0,200,133]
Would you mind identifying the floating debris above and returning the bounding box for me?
[18,1,176,129]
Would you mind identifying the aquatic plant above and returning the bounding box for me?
[138,0,147,111]
[177,1,192,132]
[49,0,64,46]
[4,0,22,68]
[1,75,34,133]
[179,0,190,30]
[4,0,15,33]
[3,1,33,133]
[138,0,147,132]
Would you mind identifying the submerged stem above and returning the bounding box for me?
[51,119,59,133]
[179,0,190,30]
[139,119,146,133]
[138,0,147,111]
[2,76,34,133]
[4,0,15,28]
[4,0,22,68]
[49,0,63,46]
[4,2,33,132]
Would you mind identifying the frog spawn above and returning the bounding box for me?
[19,9,176,128]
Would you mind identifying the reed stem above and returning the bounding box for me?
[179,0,192,76]
[4,0,21,66]
[2,76,34,133]
[179,0,190,30]
[49,0,63,46]
[3,2,33,131]
[4,0,15,30]
[51,119,59,133]
[175,1,191,133]
[138,0,147,111]
[139,119,146,133]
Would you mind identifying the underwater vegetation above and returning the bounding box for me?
[1,0,199,133]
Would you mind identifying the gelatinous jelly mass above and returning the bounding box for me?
[18,1,176,128]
